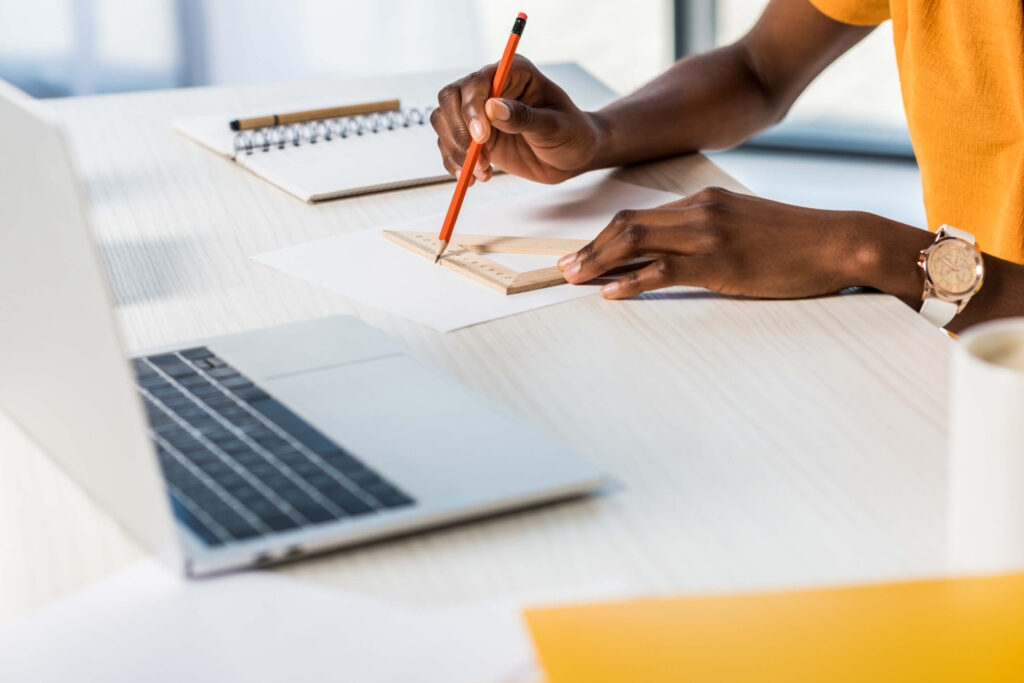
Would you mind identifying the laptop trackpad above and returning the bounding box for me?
[260,356,532,496]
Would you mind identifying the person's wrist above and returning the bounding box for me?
[580,110,617,173]
[843,212,934,304]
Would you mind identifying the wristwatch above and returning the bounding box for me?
[917,224,984,327]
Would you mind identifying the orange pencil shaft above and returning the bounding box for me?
[437,13,527,250]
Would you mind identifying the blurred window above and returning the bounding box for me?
[0,0,674,99]
[701,0,911,156]
[0,0,904,157]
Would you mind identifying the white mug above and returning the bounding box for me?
[949,317,1024,573]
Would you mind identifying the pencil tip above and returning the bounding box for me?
[229,120,240,131]
[434,255,441,264]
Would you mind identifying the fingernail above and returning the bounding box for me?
[469,118,485,142]
[602,282,621,296]
[474,166,486,180]
[490,99,511,121]
[565,262,581,278]
[558,253,578,269]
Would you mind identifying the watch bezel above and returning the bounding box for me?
[920,236,985,302]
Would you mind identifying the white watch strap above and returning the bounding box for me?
[940,224,975,244]
[919,296,958,327]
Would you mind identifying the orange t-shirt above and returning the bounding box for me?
[808,0,1024,264]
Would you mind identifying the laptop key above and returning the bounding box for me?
[246,496,278,513]
[181,347,212,360]
[150,385,181,399]
[133,358,157,376]
[280,489,320,510]
[296,503,337,523]
[319,486,373,515]
[149,354,195,377]
[304,472,336,490]
[230,485,265,502]
[291,461,321,476]
[320,449,362,472]
[344,467,382,486]
[234,386,270,403]
[259,513,300,532]
[374,489,414,508]
[220,376,252,390]
[225,522,262,541]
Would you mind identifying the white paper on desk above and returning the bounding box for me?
[252,175,681,331]
[0,561,429,683]
[0,559,629,683]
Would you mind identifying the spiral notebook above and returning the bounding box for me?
[173,103,450,202]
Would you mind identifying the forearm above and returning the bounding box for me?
[854,215,1024,333]
[582,0,874,171]
[587,44,782,169]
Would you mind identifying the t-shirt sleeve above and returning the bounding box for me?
[807,0,890,25]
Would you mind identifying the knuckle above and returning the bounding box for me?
[512,54,535,71]
[619,272,640,292]
[429,108,442,127]
[517,101,533,125]
[654,259,675,280]
[437,85,459,108]
[696,186,727,201]
[612,209,636,226]
[457,68,493,99]
[621,223,645,247]
[452,131,471,152]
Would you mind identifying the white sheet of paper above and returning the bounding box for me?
[252,175,681,331]
[0,560,628,683]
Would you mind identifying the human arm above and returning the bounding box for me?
[430,0,873,182]
[557,188,1024,334]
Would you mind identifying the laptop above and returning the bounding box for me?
[0,81,604,576]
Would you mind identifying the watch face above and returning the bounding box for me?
[927,238,983,296]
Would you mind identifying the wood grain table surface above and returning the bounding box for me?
[0,66,951,625]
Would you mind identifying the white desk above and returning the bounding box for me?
[0,67,952,625]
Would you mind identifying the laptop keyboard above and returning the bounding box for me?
[132,347,414,547]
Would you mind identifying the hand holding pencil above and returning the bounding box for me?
[429,24,605,192]
[434,12,529,262]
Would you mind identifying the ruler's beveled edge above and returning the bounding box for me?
[381,230,586,296]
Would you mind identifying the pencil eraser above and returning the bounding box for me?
[229,120,241,131]
[517,12,527,20]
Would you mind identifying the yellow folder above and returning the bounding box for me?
[524,572,1024,682]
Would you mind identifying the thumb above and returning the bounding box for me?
[485,97,561,138]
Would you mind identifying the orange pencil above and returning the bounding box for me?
[435,12,527,263]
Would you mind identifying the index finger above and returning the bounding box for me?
[565,225,705,284]
[559,207,688,272]
[457,65,497,144]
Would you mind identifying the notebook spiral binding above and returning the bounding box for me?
[233,106,435,155]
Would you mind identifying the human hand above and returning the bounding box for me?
[431,55,605,185]
[559,187,902,300]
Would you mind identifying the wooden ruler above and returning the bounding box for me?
[382,230,586,295]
